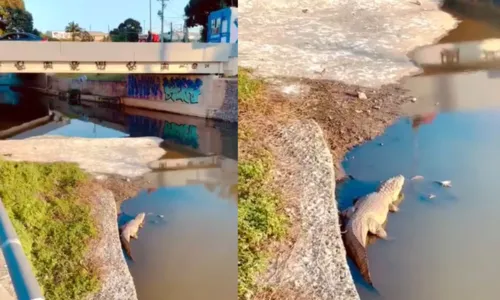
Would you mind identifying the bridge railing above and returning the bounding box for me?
[0,198,45,300]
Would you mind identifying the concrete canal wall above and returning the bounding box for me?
[28,74,237,123]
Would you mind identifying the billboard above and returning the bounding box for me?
[207,7,238,43]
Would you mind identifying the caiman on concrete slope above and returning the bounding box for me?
[341,175,405,286]
[119,212,146,262]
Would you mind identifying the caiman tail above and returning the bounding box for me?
[120,235,134,262]
[344,227,373,285]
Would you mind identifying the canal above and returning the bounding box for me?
[338,3,500,300]
[0,88,237,300]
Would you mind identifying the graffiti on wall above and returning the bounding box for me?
[127,75,203,104]
[127,115,200,149]
[163,77,203,104]
[127,75,164,100]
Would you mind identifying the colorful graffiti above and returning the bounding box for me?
[127,115,200,149]
[163,77,203,104]
[127,75,203,104]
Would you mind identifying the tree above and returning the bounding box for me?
[0,0,25,10]
[3,7,33,33]
[65,21,82,41]
[109,18,142,42]
[184,0,236,42]
[80,31,94,42]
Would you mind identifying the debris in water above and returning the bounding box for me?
[428,194,436,199]
[411,175,424,181]
[158,214,164,219]
[358,92,368,100]
[378,142,384,146]
[435,180,452,187]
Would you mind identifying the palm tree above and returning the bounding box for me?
[65,21,81,41]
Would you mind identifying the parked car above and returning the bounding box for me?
[0,32,44,41]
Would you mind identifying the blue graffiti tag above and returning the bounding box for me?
[162,77,203,104]
[127,75,163,99]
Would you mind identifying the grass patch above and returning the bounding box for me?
[238,153,288,299]
[238,68,290,299]
[55,73,126,81]
[0,160,100,300]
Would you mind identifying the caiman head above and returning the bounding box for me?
[377,175,405,203]
[136,212,146,224]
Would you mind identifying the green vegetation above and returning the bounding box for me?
[65,21,82,41]
[238,68,289,299]
[109,18,142,42]
[0,0,42,36]
[0,160,100,300]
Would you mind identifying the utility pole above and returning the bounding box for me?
[149,0,152,33]
[170,22,173,42]
[158,0,167,42]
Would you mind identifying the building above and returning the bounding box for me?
[45,31,108,41]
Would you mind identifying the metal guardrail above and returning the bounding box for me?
[0,198,44,300]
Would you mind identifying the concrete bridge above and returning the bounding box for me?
[0,42,237,76]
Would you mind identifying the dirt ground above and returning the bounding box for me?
[99,175,150,210]
[273,77,413,180]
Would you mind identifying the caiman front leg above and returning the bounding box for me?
[389,203,399,213]
[368,218,394,241]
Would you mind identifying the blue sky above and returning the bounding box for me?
[25,0,189,33]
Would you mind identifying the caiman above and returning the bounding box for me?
[341,175,405,286]
[119,212,146,262]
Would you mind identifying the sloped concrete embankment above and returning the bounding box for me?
[240,0,458,87]
[0,136,166,300]
[261,120,359,300]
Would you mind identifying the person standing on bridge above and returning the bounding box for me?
[147,31,152,42]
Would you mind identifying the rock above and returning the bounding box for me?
[373,105,381,110]
[0,136,166,178]
[411,175,424,180]
[435,180,452,187]
[378,142,384,146]
[357,92,367,100]
[355,109,363,113]
[302,8,309,13]
[411,97,417,102]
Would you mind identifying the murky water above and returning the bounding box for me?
[339,6,500,300]
[0,89,238,300]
